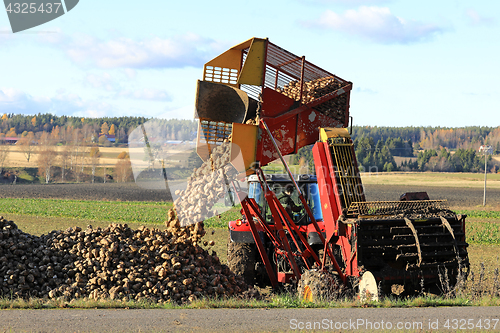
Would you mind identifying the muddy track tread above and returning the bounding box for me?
[227,235,256,285]
[297,269,341,301]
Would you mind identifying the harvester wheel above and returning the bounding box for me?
[227,235,256,285]
[298,269,341,302]
[358,271,379,301]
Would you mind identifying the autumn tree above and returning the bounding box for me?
[6,128,16,137]
[19,132,35,162]
[51,125,60,143]
[117,127,126,144]
[117,151,129,159]
[37,132,57,183]
[89,147,101,183]
[59,125,73,145]
[109,124,116,135]
[0,143,9,174]
[68,128,87,182]
[59,144,71,182]
[82,124,93,144]
[98,135,111,147]
[114,152,133,182]
[101,122,109,135]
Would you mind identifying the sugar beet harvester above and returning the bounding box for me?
[194,37,469,300]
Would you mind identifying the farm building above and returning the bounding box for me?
[0,137,19,144]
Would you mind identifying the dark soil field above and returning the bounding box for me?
[363,184,500,209]
[1,182,499,208]
[0,182,172,202]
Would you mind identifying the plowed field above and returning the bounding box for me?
[1,182,498,209]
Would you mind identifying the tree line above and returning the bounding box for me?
[401,148,497,173]
[0,113,198,143]
[351,126,500,153]
[0,126,135,184]
[0,113,199,184]
[3,114,500,179]
[290,126,500,174]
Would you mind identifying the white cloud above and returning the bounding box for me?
[465,9,495,27]
[36,27,65,43]
[307,6,446,44]
[122,68,137,79]
[1,26,62,45]
[118,88,171,101]
[159,104,196,120]
[85,72,116,91]
[0,26,16,44]
[0,87,114,117]
[0,88,50,111]
[48,33,223,69]
[83,72,170,101]
[0,88,26,103]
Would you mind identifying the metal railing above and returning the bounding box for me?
[346,200,449,218]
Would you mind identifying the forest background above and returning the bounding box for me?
[1,113,500,184]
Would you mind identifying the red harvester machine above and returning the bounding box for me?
[194,37,469,300]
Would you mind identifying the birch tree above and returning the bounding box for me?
[37,132,57,183]
[0,144,9,174]
[89,147,101,183]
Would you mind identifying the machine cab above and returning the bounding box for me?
[247,174,323,224]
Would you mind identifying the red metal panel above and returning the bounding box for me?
[277,272,294,284]
[336,226,359,277]
[261,87,296,118]
[256,117,297,167]
[264,191,302,282]
[240,198,278,288]
[296,110,343,151]
[312,142,343,240]
[258,96,345,168]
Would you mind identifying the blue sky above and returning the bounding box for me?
[0,0,498,127]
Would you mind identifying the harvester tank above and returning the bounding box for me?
[194,37,353,175]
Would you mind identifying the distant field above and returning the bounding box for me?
[1,145,193,169]
[2,145,129,168]
[361,171,500,189]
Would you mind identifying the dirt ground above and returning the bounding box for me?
[1,182,498,209]
[0,182,172,202]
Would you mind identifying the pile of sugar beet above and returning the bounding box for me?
[0,140,263,304]
[0,213,251,304]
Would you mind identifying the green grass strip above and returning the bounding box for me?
[466,221,500,245]
[0,198,240,228]
[0,198,172,224]
[457,210,500,219]
[2,199,496,243]
[452,210,500,245]
[1,294,499,310]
